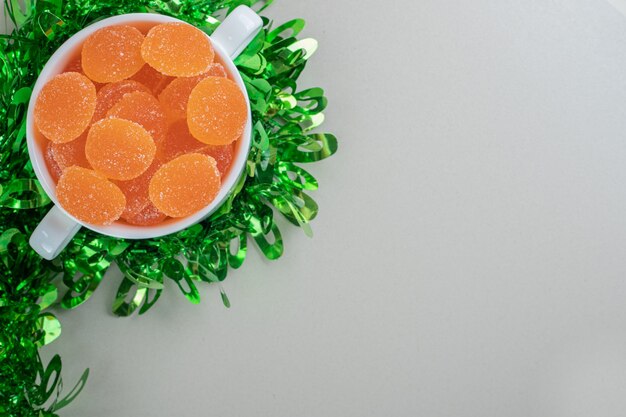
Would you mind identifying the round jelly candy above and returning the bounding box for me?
[63,56,104,90]
[124,202,167,226]
[162,121,234,176]
[64,56,83,74]
[158,64,228,123]
[50,132,90,172]
[92,80,151,122]
[34,72,96,143]
[199,144,234,177]
[107,91,167,148]
[86,118,156,180]
[131,64,173,95]
[117,160,161,220]
[206,63,227,78]
[149,153,220,218]
[162,120,205,161]
[158,76,202,123]
[57,166,126,225]
[82,25,145,83]
[141,22,214,77]
[187,77,247,145]
[63,55,104,87]
[45,143,63,182]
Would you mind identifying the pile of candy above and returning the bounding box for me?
[34,21,247,226]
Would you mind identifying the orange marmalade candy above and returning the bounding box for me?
[63,57,104,90]
[199,144,234,177]
[34,72,96,143]
[141,22,214,77]
[57,166,126,225]
[162,120,205,160]
[158,77,202,124]
[131,64,173,95]
[92,80,151,122]
[149,153,220,217]
[50,132,90,171]
[107,91,167,148]
[117,160,162,220]
[82,25,145,83]
[162,120,234,177]
[162,121,233,176]
[124,202,167,226]
[45,145,63,182]
[64,56,83,74]
[158,64,227,123]
[86,118,156,180]
[187,77,247,145]
[206,63,227,78]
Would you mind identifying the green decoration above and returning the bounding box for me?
[1,0,337,415]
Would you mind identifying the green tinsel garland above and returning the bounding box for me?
[0,0,337,414]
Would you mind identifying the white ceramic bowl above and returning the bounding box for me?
[27,7,262,259]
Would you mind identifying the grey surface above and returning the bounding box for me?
[6,0,626,415]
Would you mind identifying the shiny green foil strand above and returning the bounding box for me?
[0,228,88,416]
[1,0,337,415]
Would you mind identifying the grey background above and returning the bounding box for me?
[5,0,626,415]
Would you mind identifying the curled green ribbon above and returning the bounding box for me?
[1,0,338,414]
[0,178,51,209]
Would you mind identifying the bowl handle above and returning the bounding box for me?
[211,6,263,60]
[29,205,81,260]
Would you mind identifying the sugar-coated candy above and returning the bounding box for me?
[41,22,244,229]
[187,77,247,145]
[162,120,205,160]
[107,91,167,148]
[50,132,90,171]
[123,202,167,226]
[92,80,151,122]
[34,72,96,143]
[149,153,220,217]
[158,64,227,123]
[117,160,161,220]
[131,64,173,95]
[86,118,156,180]
[82,25,145,83]
[158,77,202,124]
[206,63,227,78]
[162,121,234,176]
[199,144,234,177]
[45,144,63,182]
[63,57,104,90]
[141,22,214,77]
[57,166,126,225]
[64,56,83,74]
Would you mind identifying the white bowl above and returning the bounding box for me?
[27,8,262,259]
